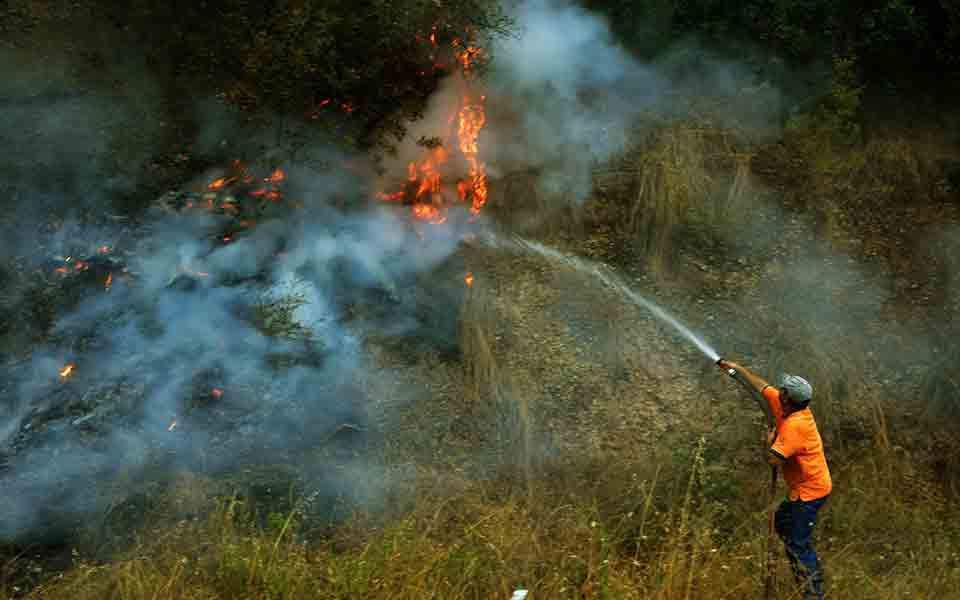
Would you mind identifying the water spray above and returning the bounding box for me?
[481,232,723,364]
[474,232,779,599]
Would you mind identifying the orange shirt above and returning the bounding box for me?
[763,386,832,501]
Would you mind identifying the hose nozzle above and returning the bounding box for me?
[716,357,737,378]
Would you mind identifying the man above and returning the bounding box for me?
[718,359,832,600]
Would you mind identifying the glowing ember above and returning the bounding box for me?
[59,363,75,379]
[376,191,405,202]
[265,168,285,184]
[207,177,232,191]
[249,188,282,201]
[465,272,474,287]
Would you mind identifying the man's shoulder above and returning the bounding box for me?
[782,410,815,430]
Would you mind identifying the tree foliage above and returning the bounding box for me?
[1,0,511,152]
[583,0,959,93]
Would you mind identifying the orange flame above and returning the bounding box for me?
[376,36,488,224]
[465,272,474,287]
[59,363,75,379]
[415,147,447,199]
[412,203,447,224]
[104,273,113,290]
[457,95,488,214]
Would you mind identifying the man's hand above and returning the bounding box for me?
[717,359,737,371]
[716,359,770,396]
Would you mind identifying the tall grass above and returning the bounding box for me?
[7,437,957,600]
[459,260,534,490]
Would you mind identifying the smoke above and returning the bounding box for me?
[6,0,946,549]
[0,37,467,541]
[0,152,471,540]
[0,0,790,542]
[476,0,784,204]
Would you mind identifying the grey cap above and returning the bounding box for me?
[780,374,813,405]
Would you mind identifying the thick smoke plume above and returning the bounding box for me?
[380,0,784,212]
[481,0,784,202]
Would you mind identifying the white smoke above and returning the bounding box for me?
[476,0,783,203]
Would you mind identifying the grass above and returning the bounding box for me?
[4,90,960,599]
[5,436,958,600]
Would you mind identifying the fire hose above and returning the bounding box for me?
[718,359,778,600]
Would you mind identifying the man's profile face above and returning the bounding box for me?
[780,387,794,413]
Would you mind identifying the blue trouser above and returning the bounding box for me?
[774,495,828,599]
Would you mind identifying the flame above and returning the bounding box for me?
[375,35,488,224]
[59,363,75,379]
[465,272,474,287]
[412,203,447,224]
[457,95,488,214]
[104,273,113,290]
[416,147,446,199]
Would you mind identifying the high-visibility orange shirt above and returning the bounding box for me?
[763,386,832,501]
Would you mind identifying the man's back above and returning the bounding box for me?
[764,386,832,501]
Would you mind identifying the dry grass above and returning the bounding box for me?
[6,111,960,600]
[5,438,957,600]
